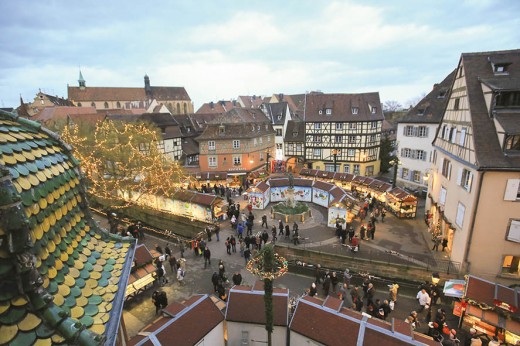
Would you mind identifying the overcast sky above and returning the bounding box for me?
[1,0,519,110]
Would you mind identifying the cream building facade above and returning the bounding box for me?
[426,49,520,285]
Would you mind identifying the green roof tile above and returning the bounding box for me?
[0,110,135,346]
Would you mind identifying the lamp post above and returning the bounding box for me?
[331,149,340,173]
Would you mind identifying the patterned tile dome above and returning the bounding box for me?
[0,110,136,345]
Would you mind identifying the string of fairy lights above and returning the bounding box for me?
[62,120,187,208]
[246,252,289,281]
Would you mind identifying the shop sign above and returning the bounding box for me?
[494,299,518,313]
[453,301,464,317]
[443,279,466,298]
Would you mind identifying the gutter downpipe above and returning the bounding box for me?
[463,170,485,274]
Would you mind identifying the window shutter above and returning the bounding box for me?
[401,148,405,156]
[440,158,444,172]
[456,168,463,186]
[467,172,473,192]
[403,126,407,135]
[451,128,457,143]
[507,220,520,243]
[447,162,452,180]
[459,128,466,146]
[504,179,520,201]
[425,127,429,137]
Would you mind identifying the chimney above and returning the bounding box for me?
[210,101,214,109]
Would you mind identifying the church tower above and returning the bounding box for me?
[78,70,86,90]
[144,74,152,98]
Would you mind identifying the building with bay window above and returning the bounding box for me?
[426,49,520,285]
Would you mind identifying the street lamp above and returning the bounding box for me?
[331,149,340,173]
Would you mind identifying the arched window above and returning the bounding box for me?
[91,102,96,107]
[183,102,187,114]
[116,101,121,108]
[77,103,82,107]
[104,102,109,109]
[176,103,181,114]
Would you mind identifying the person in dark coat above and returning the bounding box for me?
[322,271,331,296]
[285,224,290,239]
[278,220,284,235]
[232,272,242,285]
[211,272,220,292]
[152,291,168,314]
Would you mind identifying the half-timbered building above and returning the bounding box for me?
[303,93,384,176]
[427,49,520,285]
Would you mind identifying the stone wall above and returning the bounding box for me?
[274,245,462,283]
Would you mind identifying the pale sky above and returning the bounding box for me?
[1,0,519,110]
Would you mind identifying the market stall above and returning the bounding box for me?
[248,169,269,185]
[312,180,335,208]
[460,275,520,345]
[126,244,158,300]
[333,172,354,190]
[327,193,357,228]
[248,181,270,210]
[368,179,393,203]
[385,187,417,218]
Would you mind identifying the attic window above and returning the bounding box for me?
[219,125,225,134]
[326,108,332,115]
[417,109,425,116]
[352,107,359,115]
[293,131,298,137]
[493,63,510,75]
[371,106,377,114]
[438,91,447,98]
[277,115,282,120]
[319,110,323,115]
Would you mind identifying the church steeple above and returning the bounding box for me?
[144,74,152,97]
[78,70,86,90]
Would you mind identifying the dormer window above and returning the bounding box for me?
[438,90,447,98]
[371,106,377,114]
[277,115,282,120]
[292,131,298,137]
[505,135,520,151]
[219,125,225,134]
[326,108,332,115]
[493,63,510,75]
[352,107,359,115]
[417,109,425,116]
[319,110,323,115]
[496,91,520,107]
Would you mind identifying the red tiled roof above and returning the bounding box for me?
[290,296,437,345]
[128,295,224,346]
[226,283,289,326]
[134,244,154,267]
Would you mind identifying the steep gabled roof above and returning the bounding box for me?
[0,109,136,345]
[459,49,520,169]
[284,120,305,142]
[196,100,239,114]
[263,102,290,125]
[399,69,456,124]
[303,93,384,122]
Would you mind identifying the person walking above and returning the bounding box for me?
[177,266,185,285]
[381,209,386,223]
[225,237,231,255]
[432,235,441,251]
[278,220,284,236]
[416,288,430,312]
[214,224,220,241]
[271,225,277,243]
[244,248,251,265]
[441,237,448,251]
[330,271,339,293]
[261,214,268,228]
[232,272,242,285]
[230,235,237,253]
[203,247,211,269]
[343,268,352,288]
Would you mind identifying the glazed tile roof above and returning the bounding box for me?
[0,110,136,345]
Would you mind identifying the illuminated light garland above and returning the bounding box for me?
[246,252,289,281]
[61,120,187,207]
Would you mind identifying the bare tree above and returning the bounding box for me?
[383,100,403,112]
[405,92,427,108]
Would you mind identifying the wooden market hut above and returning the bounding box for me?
[368,179,393,202]
[385,187,417,218]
